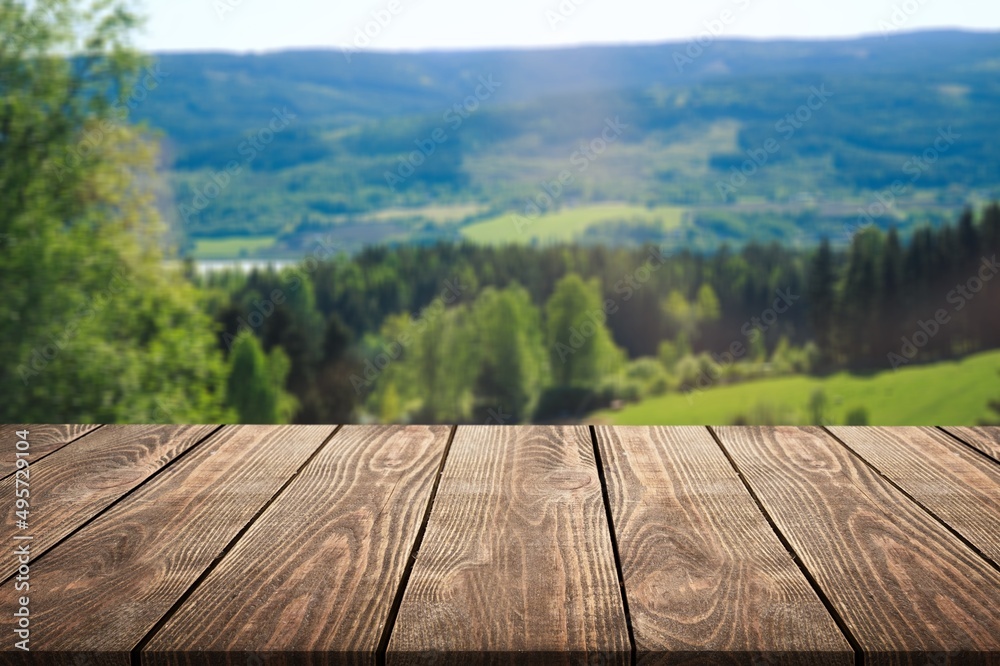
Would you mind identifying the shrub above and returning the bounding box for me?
[845,407,870,425]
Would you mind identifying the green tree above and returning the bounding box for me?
[410,304,477,422]
[2,1,230,422]
[379,382,402,423]
[546,274,623,388]
[662,290,696,341]
[469,284,548,422]
[980,205,1000,349]
[657,339,681,371]
[749,329,768,363]
[314,313,359,422]
[877,228,904,352]
[807,388,828,425]
[226,333,297,424]
[357,312,417,420]
[661,285,720,352]
[957,207,980,267]
[982,203,1000,257]
[695,284,721,323]
[844,407,870,426]
[840,228,882,363]
[807,238,836,364]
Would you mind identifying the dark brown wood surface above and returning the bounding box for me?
[0,424,219,581]
[0,424,101,480]
[713,426,1000,665]
[2,424,1000,665]
[596,426,853,666]
[142,425,451,666]
[942,426,1000,463]
[0,425,335,666]
[829,426,1000,566]
[387,425,630,665]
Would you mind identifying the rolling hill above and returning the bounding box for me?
[130,31,1000,256]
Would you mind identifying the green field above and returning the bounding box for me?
[367,203,485,224]
[191,236,276,259]
[461,203,687,245]
[594,350,1000,425]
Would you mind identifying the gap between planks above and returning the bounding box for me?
[589,425,638,666]
[137,425,852,665]
[373,425,458,666]
[385,426,631,664]
[823,426,1000,575]
[129,425,345,666]
[713,426,1000,662]
[0,425,224,588]
[0,424,104,481]
[706,426,865,666]
[936,426,1000,467]
[376,425,632,665]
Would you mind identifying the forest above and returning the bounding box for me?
[194,204,1000,424]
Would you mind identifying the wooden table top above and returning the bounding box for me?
[2,425,999,665]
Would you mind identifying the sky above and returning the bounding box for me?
[136,0,1000,53]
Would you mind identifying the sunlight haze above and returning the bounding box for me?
[136,0,1000,53]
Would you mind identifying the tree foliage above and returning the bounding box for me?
[469,284,548,422]
[1,0,230,422]
[546,273,623,389]
[226,333,297,424]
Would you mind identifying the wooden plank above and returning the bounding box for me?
[387,425,630,665]
[941,426,1000,463]
[714,426,1000,665]
[596,426,853,666]
[142,425,451,666]
[0,425,335,666]
[829,426,1000,567]
[0,424,218,581]
[0,424,101,480]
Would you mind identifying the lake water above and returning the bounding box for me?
[192,259,297,275]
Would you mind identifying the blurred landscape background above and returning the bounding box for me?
[3,0,1000,425]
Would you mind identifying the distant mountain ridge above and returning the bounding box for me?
[131,31,1000,255]
[140,30,1000,138]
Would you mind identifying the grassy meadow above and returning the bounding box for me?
[191,236,277,259]
[462,204,687,245]
[595,350,1000,425]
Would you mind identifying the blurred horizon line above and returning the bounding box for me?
[136,26,1000,57]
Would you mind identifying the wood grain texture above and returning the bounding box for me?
[941,426,1000,463]
[142,425,451,666]
[0,424,102,479]
[829,426,1000,567]
[0,424,218,581]
[596,426,853,666]
[0,425,335,666]
[714,426,1000,666]
[387,425,629,665]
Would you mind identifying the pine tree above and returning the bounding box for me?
[983,203,1000,257]
[314,313,359,422]
[957,207,980,268]
[806,238,836,366]
[982,204,1000,348]
[877,228,904,355]
[840,229,882,364]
